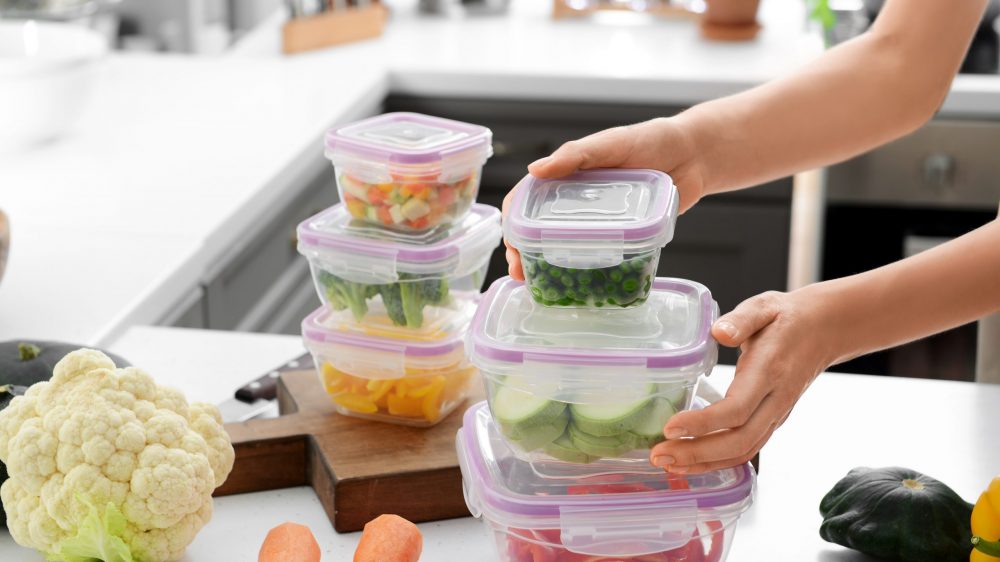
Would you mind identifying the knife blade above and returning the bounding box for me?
[217,352,314,423]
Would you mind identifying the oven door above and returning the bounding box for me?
[822,119,1000,381]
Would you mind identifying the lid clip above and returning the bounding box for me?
[558,500,698,557]
[540,229,625,269]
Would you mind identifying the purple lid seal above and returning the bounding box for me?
[302,305,465,358]
[297,203,501,275]
[504,169,678,252]
[468,277,719,371]
[325,112,492,166]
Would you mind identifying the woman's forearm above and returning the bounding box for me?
[674,0,986,196]
[806,218,1000,367]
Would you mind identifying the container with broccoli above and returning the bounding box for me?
[468,276,719,464]
[504,169,678,308]
[298,203,501,332]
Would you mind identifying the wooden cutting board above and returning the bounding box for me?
[215,370,482,532]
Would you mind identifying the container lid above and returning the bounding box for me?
[468,277,718,378]
[504,169,678,269]
[325,112,493,168]
[297,203,501,285]
[457,402,755,557]
[302,305,467,379]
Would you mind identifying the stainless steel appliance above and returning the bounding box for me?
[822,120,1000,381]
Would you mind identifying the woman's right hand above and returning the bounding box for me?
[502,117,707,280]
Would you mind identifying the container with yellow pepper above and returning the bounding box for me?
[302,304,478,427]
[972,475,1000,562]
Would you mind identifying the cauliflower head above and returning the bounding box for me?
[0,349,235,562]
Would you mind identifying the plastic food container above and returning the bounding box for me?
[325,112,492,232]
[504,169,678,308]
[297,203,501,332]
[467,276,718,464]
[457,402,755,562]
[302,305,478,426]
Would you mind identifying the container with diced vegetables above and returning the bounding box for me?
[297,203,501,331]
[302,305,478,426]
[457,401,756,562]
[325,112,492,232]
[467,276,718,464]
[505,169,678,308]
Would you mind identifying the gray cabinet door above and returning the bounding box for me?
[661,201,790,365]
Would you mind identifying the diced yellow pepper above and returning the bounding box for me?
[387,393,424,418]
[421,381,445,423]
[332,393,378,414]
[366,379,395,403]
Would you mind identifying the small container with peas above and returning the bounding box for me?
[504,169,678,308]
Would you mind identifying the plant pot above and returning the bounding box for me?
[700,0,762,41]
[0,210,8,285]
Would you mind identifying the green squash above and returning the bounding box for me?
[0,341,130,528]
[820,466,973,562]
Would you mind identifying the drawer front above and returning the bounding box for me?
[203,165,338,330]
[827,119,1000,210]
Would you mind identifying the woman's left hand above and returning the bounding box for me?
[650,288,837,474]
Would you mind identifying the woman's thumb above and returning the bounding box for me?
[712,292,783,347]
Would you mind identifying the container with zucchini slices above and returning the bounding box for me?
[297,203,501,332]
[302,305,478,426]
[457,402,755,562]
[504,169,678,309]
[467,276,719,464]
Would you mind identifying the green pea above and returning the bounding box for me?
[544,287,560,301]
[622,276,639,293]
[610,269,623,282]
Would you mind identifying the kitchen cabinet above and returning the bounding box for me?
[198,164,339,334]
[386,96,792,363]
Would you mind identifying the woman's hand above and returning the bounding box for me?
[503,117,706,281]
[650,288,838,474]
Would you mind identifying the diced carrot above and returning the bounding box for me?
[377,206,394,226]
[353,514,422,562]
[258,522,320,562]
[438,186,457,206]
[377,183,395,193]
[408,217,429,230]
[368,186,386,205]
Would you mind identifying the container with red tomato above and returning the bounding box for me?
[457,402,755,562]
[326,112,492,232]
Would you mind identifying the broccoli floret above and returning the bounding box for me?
[319,272,370,321]
[379,283,407,326]
[399,282,425,328]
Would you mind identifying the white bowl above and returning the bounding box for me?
[0,20,107,151]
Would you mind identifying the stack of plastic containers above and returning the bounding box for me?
[458,169,755,561]
[297,112,502,426]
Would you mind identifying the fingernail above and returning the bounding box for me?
[652,455,675,468]
[715,320,737,339]
[664,427,687,439]
[529,156,553,168]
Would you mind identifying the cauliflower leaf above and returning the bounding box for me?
[47,493,134,562]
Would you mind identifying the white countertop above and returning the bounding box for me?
[3,326,998,561]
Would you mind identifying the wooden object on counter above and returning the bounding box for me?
[216,370,482,532]
[699,0,761,41]
[552,0,698,20]
[282,3,388,55]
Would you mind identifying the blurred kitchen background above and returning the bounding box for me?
[2,0,998,383]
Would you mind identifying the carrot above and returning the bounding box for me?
[353,514,422,562]
[258,522,321,562]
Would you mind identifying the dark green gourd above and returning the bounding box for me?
[820,466,974,562]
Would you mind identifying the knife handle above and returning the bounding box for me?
[234,371,280,403]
